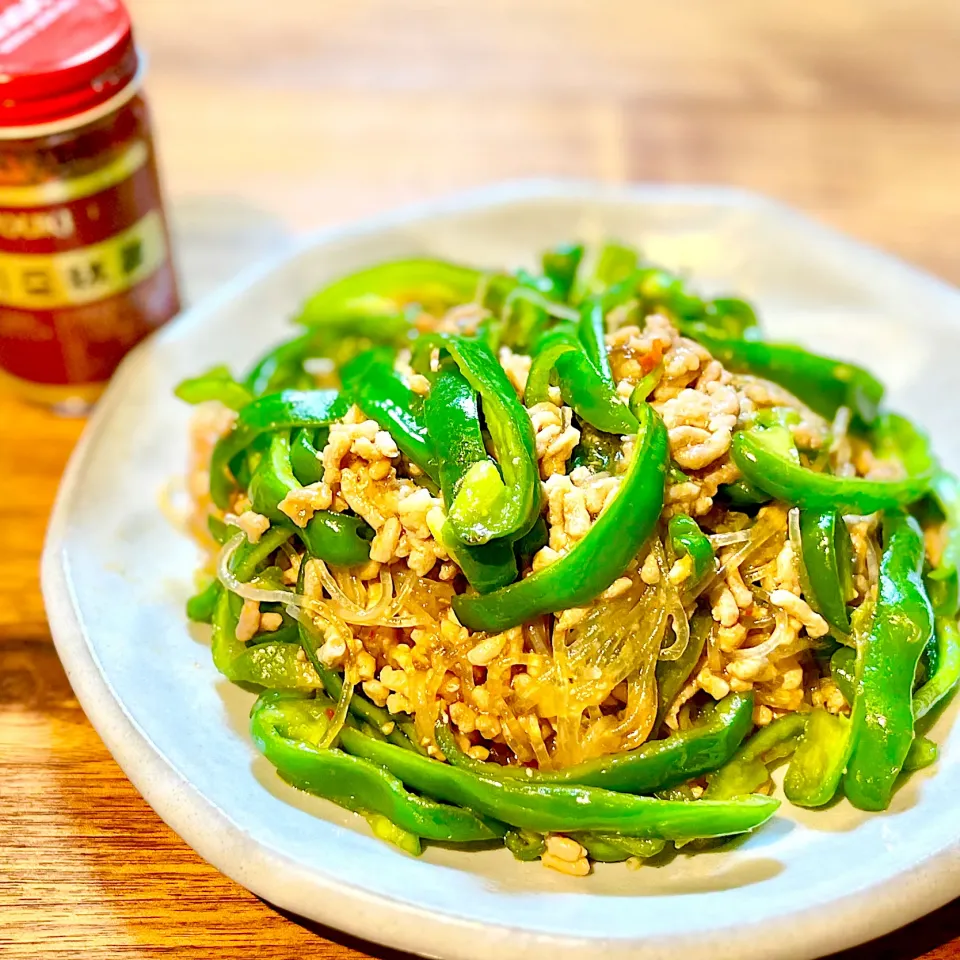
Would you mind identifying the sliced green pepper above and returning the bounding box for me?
[251,690,505,844]
[340,725,779,840]
[437,692,754,795]
[422,361,519,592]
[541,243,583,302]
[211,590,319,689]
[799,509,854,633]
[844,512,935,811]
[783,709,851,808]
[926,470,960,618]
[453,399,668,633]
[246,432,373,567]
[504,829,546,862]
[593,242,640,291]
[667,515,716,583]
[210,390,347,509]
[343,351,440,486]
[569,424,624,473]
[573,833,665,863]
[705,714,808,800]
[732,426,934,513]
[830,646,856,703]
[913,616,960,722]
[244,331,325,397]
[175,364,253,410]
[186,579,222,623]
[289,427,326,486]
[300,512,374,568]
[902,737,938,772]
[441,336,540,545]
[525,325,638,434]
[577,294,616,388]
[297,258,490,328]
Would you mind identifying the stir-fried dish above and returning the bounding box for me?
[176,241,960,875]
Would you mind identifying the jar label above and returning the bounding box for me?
[0,209,167,309]
[0,138,179,386]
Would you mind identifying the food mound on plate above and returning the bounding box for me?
[176,241,959,875]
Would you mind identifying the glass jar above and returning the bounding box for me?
[0,0,180,411]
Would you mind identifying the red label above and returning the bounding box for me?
[0,137,180,385]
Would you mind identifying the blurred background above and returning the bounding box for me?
[132,0,960,297]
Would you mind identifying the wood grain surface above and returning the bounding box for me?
[2,1,959,956]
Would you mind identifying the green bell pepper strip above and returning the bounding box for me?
[913,617,960,722]
[175,365,254,410]
[498,269,556,352]
[783,709,852,808]
[926,471,960,619]
[299,512,374,567]
[654,615,712,729]
[635,268,709,325]
[691,331,884,426]
[573,834,665,863]
[423,361,491,508]
[186,579,223,623]
[211,590,320,689]
[436,693,754,795]
[364,814,422,856]
[525,326,639,435]
[513,516,548,563]
[569,424,623,474]
[844,512,935,811]
[244,331,324,397]
[705,713,808,800]
[541,243,583,302]
[902,737,938,772]
[667,515,715,583]
[799,509,854,633]
[210,390,347,509]
[246,432,373,566]
[343,354,441,487]
[339,725,779,840]
[830,646,856,703]
[248,432,300,523]
[593,242,640,291]
[289,427,327,486]
[718,477,772,507]
[577,295,616,388]
[732,426,934,514]
[250,690,505,843]
[504,830,546,862]
[439,524,518,594]
[230,522,297,580]
[422,362,519,592]
[833,612,956,733]
[207,514,231,545]
[439,336,540,545]
[297,259,489,327]
[705,298,760,340]
[523,323,578,405]
[453,399,668,633]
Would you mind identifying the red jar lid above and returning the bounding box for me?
[0,0,139,129]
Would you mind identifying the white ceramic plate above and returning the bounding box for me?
[43,182,960,960]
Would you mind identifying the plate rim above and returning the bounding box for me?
[41,178,960,960]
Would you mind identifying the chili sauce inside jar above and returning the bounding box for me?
[0,0,180,411]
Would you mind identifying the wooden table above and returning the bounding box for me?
[2,1,959,956]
